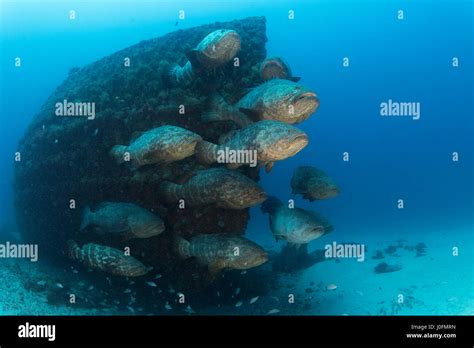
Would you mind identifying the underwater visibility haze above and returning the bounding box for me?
[0,0,473,317]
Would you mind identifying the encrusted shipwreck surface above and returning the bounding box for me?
[14,17,267,290]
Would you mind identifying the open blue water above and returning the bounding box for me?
[0,0,472,315]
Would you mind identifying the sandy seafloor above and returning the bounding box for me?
[0,222,471,316]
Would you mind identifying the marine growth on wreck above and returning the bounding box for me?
[14,16,336,301]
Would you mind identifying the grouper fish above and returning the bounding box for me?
[67,240,151,277]
[175,233,268,275]
[201,79,319,127]
[159,167,266,209]
[80,202,165,239]
[261,196,333,246]
[260,57,300,82]
[291,166,340,201]
[110,125,202,167]
[169,29,241,86]
[195,120,308,172]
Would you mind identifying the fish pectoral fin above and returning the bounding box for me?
[208,262,224,277]
[226,162,241,169]
[176,170,197,184]
[218,130,237,144]
[289,76,301,82]
[130,131,145,142]
[185,49,201,68]
[238,107,260,121]
[288,242,302,250]
[265,162,274,173]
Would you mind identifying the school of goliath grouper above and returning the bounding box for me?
[14,17,340,312]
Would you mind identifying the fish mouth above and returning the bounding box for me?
[295,92,317,102]
[290,134,309,150]
[309,227,325,239]
[255,252,269,266]
[252,191,267,206]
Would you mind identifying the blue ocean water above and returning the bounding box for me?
[0,0,472,315]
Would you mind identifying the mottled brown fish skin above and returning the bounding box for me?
[168,29,241,86]
[110,126,202,167]
[238,79,319,124]
[195,120,308,169]
[67,240,150,277]
[261,197,333,244]
[260,57,292,81]
[80,202,165,239]
[291,166,340,201]
[160,168,266,209]
[195,29,241,68]
[202,79,318,127]
[176,234,268,273]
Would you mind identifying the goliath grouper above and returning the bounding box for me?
[175,233,268,275]
[159,167,266,209]
[201,79,319,127]
[110,125,202,167]
[261,196,333,246]
[67,240,151,277]
[80,202,165,239]
[195,120,308,172]
[260,57,300,82]
[291,166,340,201]
[169,29,241,86]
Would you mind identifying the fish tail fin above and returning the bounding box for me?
[168,61,194,86]
[159,181,181,203]
[195,140,219,165]
[110,145,128,164]
[202,94,253,128]
[79,205,92,231]
[174,235,192,259]
[66,240,83,261]
[288,242,303,250]
[201,93,229,123]
[261,196,283,215]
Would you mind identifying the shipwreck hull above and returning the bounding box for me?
[14,16,267,290]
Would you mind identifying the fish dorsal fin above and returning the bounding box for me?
[186,49,201,68]
[289,76,301,82]
[130,131,145,142]
[218,130,237,144]
[238,107,260,121]
[176,170,198,184]
[265,162,274,173]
